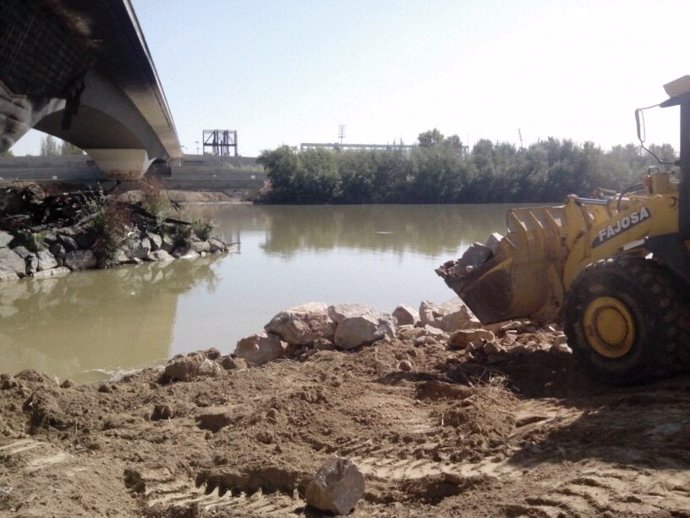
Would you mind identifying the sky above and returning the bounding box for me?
[11,0,690,156]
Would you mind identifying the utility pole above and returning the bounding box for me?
[338,125,345,145]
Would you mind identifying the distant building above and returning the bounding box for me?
[299,142,417,153]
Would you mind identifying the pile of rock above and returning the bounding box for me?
[0,185,232,281]
[230,299,571,369]
[232,299,476,366]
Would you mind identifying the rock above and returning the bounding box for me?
[172,247,199,259]
[0,231,13,248]
[418,299,478,331]
[60,379,75,389]
[148,249,174,262]
[64,250,97,271]
[265,302,336,345]
[146,232,162,251]
[151,404,174,421]
[392,304,420,326]
[306,457,365,515]
[398,360,413,372]
[197,358,221,378]
[11,245,31,259]
[36,250,58,271]
[163,355,206,382]
[57,234,79,252]
[22,391,67,431]
[49,242,66,264]
[397,326,426,341]
[333,306,396,350]
[112,247,131,264]
[161,234,175,252]
[31,266,70,279]
[24,253,38,275]
[203,348,222,360]
[424,325,445,336]
[132,238,152,260]
[191,239,211,254]
[0,248,26,277]
[482,341,504,355]
[196,407,233,433]
[448,329,495,349]
[419,300,442,327]
[208,238,227,253]
[502,333,518,346]
[553,334,568,346]
[439,306,480,332]
[235,332,287,366]
[220,355,247,370]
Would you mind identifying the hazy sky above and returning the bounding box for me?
[11,0,690,156]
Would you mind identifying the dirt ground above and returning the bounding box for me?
[2,326,690,517]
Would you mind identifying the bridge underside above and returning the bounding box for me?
[0,0,181,179]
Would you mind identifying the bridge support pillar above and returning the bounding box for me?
[85,149,155,180]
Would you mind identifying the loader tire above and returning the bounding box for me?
[563,256,688,385]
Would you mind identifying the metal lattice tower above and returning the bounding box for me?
[202,129,238,157]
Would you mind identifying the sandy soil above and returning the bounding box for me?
[2,327,690,517]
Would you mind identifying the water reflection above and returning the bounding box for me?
[2,204,516,382]
[187,204,508,258]
[0,256,221,382]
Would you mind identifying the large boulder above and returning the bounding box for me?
[235,332,287,366]
[0,248,26,278]
[36,250,58,271]
[419,299,480,332]
[306,457,365,515]
[64,249,97,271]
[264,302,336,345]
[329,304,396,350]
[163,355,221,382]
[392,304,420,326]
[0,231,14,248]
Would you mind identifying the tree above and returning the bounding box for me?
[40,135,59,156]
[418,129,445,147]
[0,148,13,157]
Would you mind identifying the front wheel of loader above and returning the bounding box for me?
[563,256,684,385]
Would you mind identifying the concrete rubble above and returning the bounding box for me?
[228,298,572,369]
[305,456,365,515]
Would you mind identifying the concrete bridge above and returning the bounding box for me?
[0,0,181,179]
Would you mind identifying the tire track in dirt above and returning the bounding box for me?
[142,473,303,517]
[506,466,690,517]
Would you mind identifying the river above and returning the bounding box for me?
[0,203,513,382]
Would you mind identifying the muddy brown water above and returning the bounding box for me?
[1,203,514,382]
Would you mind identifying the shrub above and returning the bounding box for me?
[191,219,214,241]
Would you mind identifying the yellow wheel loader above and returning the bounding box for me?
[437,77,690,384]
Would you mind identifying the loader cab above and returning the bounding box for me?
[659,75,690,241]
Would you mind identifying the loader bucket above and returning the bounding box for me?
[436,206,567,324]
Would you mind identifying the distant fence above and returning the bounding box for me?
[0,155,105,182]
[167,155,266,190]
[0,154,267,190]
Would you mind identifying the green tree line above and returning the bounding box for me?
[257,129,675,204]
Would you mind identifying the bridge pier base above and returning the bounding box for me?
[86,149,155,180]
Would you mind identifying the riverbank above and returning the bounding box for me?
[2,301,690,516]
[0,184,235,281]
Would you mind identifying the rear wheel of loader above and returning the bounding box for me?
[563,256,685,384]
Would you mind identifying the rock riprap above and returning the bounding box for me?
[0,184,232,281]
